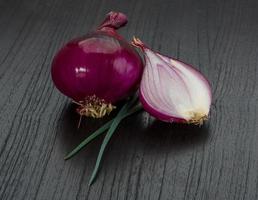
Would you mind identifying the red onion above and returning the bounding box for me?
[132,38,212,124]
[51,12,143,118]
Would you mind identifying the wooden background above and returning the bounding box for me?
[1,0,258,199]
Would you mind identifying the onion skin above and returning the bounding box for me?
[51,33,143,103]
[51,12,143,117]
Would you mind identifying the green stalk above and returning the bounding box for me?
[88,96,139,185]
[64,104,142,160]
[64,121,112,160]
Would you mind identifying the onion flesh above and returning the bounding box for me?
[132,38,212,124]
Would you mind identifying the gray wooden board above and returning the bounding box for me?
[0,0,258,199]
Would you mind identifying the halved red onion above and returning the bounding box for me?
[132,38,212,124]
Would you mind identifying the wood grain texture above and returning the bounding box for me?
[0,0,258,199]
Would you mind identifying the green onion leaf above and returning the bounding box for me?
[64,120,112,160]
[64,96,141,160]
[89,103,129,185]
[89,96,139,185]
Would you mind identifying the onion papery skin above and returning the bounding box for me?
[132,38,212,124]
[51,12,143,117]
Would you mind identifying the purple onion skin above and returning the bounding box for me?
[51,12,143,104]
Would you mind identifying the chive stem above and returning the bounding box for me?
[64,100,141,161]
[89,102,130,185]
[88,98,140,185]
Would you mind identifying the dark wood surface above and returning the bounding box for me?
[1,0,258,199]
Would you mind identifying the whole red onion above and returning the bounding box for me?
[51,12,143,118]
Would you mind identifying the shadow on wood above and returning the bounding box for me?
[57,102,210,161]
[56,102,125,160]
[139,119,210,153]
[56,103,107,159]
